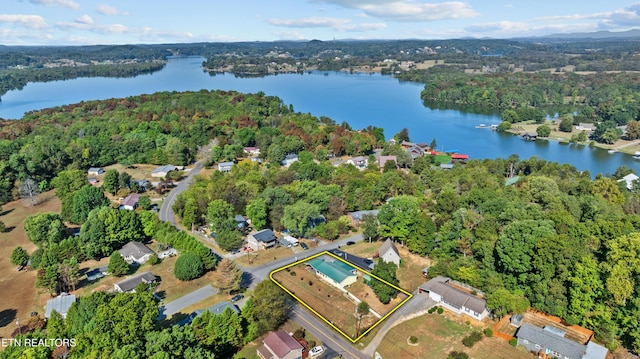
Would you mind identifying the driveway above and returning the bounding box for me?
[158,284,218,319]
[159,161,203,226]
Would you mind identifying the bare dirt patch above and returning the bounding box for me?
[0,191,60,339]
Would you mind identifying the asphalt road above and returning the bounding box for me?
[159,284,218,319]
[159,161,203,226]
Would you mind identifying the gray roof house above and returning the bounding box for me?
[247,229,277,250]
[618,173,639,190]
[379,238,401,266]
[87,167,104,176]
[348,209,379,228]
[151,165,177,178]
[45,293,76,319]
[235,215,248,229]
[346,156,368,169]
[86,265,108,281]
[516,323,608,359]
[177,301,240,326]
[281,154,299,167]
[218,161,234,172]
[418,276,489,320]
[119,241,154,265]
[114,271,157,293]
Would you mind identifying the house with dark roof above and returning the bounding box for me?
[406,145,426,159]
[235,215,249,229]
[418,276,489,320]
[114,271,157,293]
[257,330,304,359]
[120,193,141,211]
[119,241,154,265]
[307,255,358,289]
[247,229,277,250]
[379,238,401,267]
[87,167,104,176]
[329,249,375,272]
[45,293,76,319]
[516,323,608,359]
[151,165,177,178]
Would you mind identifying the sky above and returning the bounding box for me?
[2,0,640,45]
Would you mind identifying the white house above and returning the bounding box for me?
[257,331,304,359]
[87,167,104,176]
[45,293,76,319]
[218,162,234,172]
[281,154,299,167]
[119,241,154,265]
[114,271,157,293]
[346,156,368,170]
[120,193,141,211]
[378,238,401,267]
[618,173,639,190]
[418,276,489,320]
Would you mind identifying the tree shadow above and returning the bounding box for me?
[0,309,17,328]
[155,290,166,301]
[240,271,254,289]
[3,226,15,233]
[0,208,14,217]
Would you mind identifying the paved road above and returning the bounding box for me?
[159,284,218,319]
[159,161,204,226]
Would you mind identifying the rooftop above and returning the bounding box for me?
[252,229,277,243]
[308,255,356,284]
[419,276,486,314]
[263,330,303,358]
[45,293,76,318]
[379,238,400,259]
[115,271,157,292]
[517,323,586,359]
[119,241,153,260]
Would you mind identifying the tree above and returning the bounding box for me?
[378,196,422,246]
[361,214,379,242]
[107,251,129,277]
[282,201,320,237]
[0,220,5,233]
[10,246,29,266]
[59,257,80,292]
[626,120,640,140]
[486,288,530,319]
[536,124,551,138]
[103,169,119,195]
[71,185,110,224]
[24,212,66,245]
[393,128,410,142]
[430,138,437,150]
[207,199,236,233]
[138,195,152,210]
[174,252,205,281]
[559,116,574,132]
[19,178,40,206]
[216,229,243,251]
[118,171,132,192]
[213,258,242,294]
[246,198,267,230]
[244,281,290,335]
[192,309,244,357]
[369,259,399,304]
[495,220,556,277]
[496,121,511,132]
[356,301,370,337]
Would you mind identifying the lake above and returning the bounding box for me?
[0,56,637,176]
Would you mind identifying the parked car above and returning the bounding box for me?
[310,346,324,357]
[230,294,244,302]
[300,242,309,250]
[346,241,355,245]
[230,248,240,255]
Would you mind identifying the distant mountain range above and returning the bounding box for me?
[538,29,640,39]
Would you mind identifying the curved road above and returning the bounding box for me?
[159,161,204,226]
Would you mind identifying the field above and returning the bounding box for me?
[377,313,532,359]
[0,191,60,339]
[272,253,410,341]
[235,246,296,267]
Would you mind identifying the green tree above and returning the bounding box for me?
[356,301,370,337]
[192,309,244,357]
[378,196,422,246]
[246,198,267,230]
[393,128,410,142]
[138,195,152,210]
[244,281,291,335]
[369,259,399,304]
[361,214,379,242]
[118,171,132,192]
[24,212,66,245]
[71,185,110,224]
[103,169,119,195]
[495,220,556,277]
[174,252,205,281]
[626,120,640,140]
[567,256,603,324]
[559,115,574,132]
[107,251,129,277]
[215,229,243,251]
[486,288,530,319]
[282,201,320,237]
[10,246,29,266]
[207,199,236,233]
[536,124,551,137]
[501,109,519,123]
[496,121,512,132]
[51,169,89,220]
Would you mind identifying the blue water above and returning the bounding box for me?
[0,56,637,176]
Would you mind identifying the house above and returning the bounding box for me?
[257,330,304,359]
[346,156,368,169]
[151,165,177,178]
[329,249,375,271]
[86,265,108,281]
[522,133,538,140]
[348,209,379,228]
[114,271,157,293]
[218,161,234,172]
[400,140,417,149]
[282,154,299,167]
[510,313,524,327]
[516,323,608,359]
[440,163,454,170]
[134,179,150,189]
[88,178,98,185]
[451,153,469,163]
[379,238,401,267]
[87,167,104,176]
[576,123,596,132]
[243,147,260,156]
[418,276,489,320]
[119,241,154,265]
[45,293,76,319]
[378,155,397,169]
[618,173,639,190]
[235,215,249,229]
[406,145,426,159]
[178,301,240,326]
[307,255,357,289]
[247,229,277,250]
[120,193,141,210]
[283,235,299,246]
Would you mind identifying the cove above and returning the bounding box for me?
[0,56,638,176]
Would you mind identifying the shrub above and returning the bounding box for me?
[428,307,436,314]
[448,351,469,359]
[409,336,418,344]
[148,253,159,265]
[0,220,5,233]
[509,338,518,346]
[466,320,471,325]
[437,307,444,314]
[308,280,313,286]
[174,252,204,281]
[462,331,483,347]
[484,328,493,337]
[290,271,296,276]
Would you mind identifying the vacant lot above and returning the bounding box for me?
[377,313,532,359]
[0,191,60,339]
[236,246,294,267]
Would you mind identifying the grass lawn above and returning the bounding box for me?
[235,246,294,267]
[0,191,60,339]
[377,313,532,359]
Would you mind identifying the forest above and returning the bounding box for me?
[3,90,640,355]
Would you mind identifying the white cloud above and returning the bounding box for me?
[96,4,126,16]
[75,15,93,25]
[273,30,306,40]
[0,28,53,44]
[0,14,47,29]
[269,16,385,32]
[28,0,80,9]
[56,20,129,34]
[314,0,479,21]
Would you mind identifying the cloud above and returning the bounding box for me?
[269,16,386,32]
[75,15,93,25]
[0,28,53,44]
[0,14,47,29]
[28,0,80,9]
[96,4,126,16]
[56,20,128,34]
[273,30,306,41]
[313,0,479,21]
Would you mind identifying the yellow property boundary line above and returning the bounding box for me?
[269,250,413,343]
